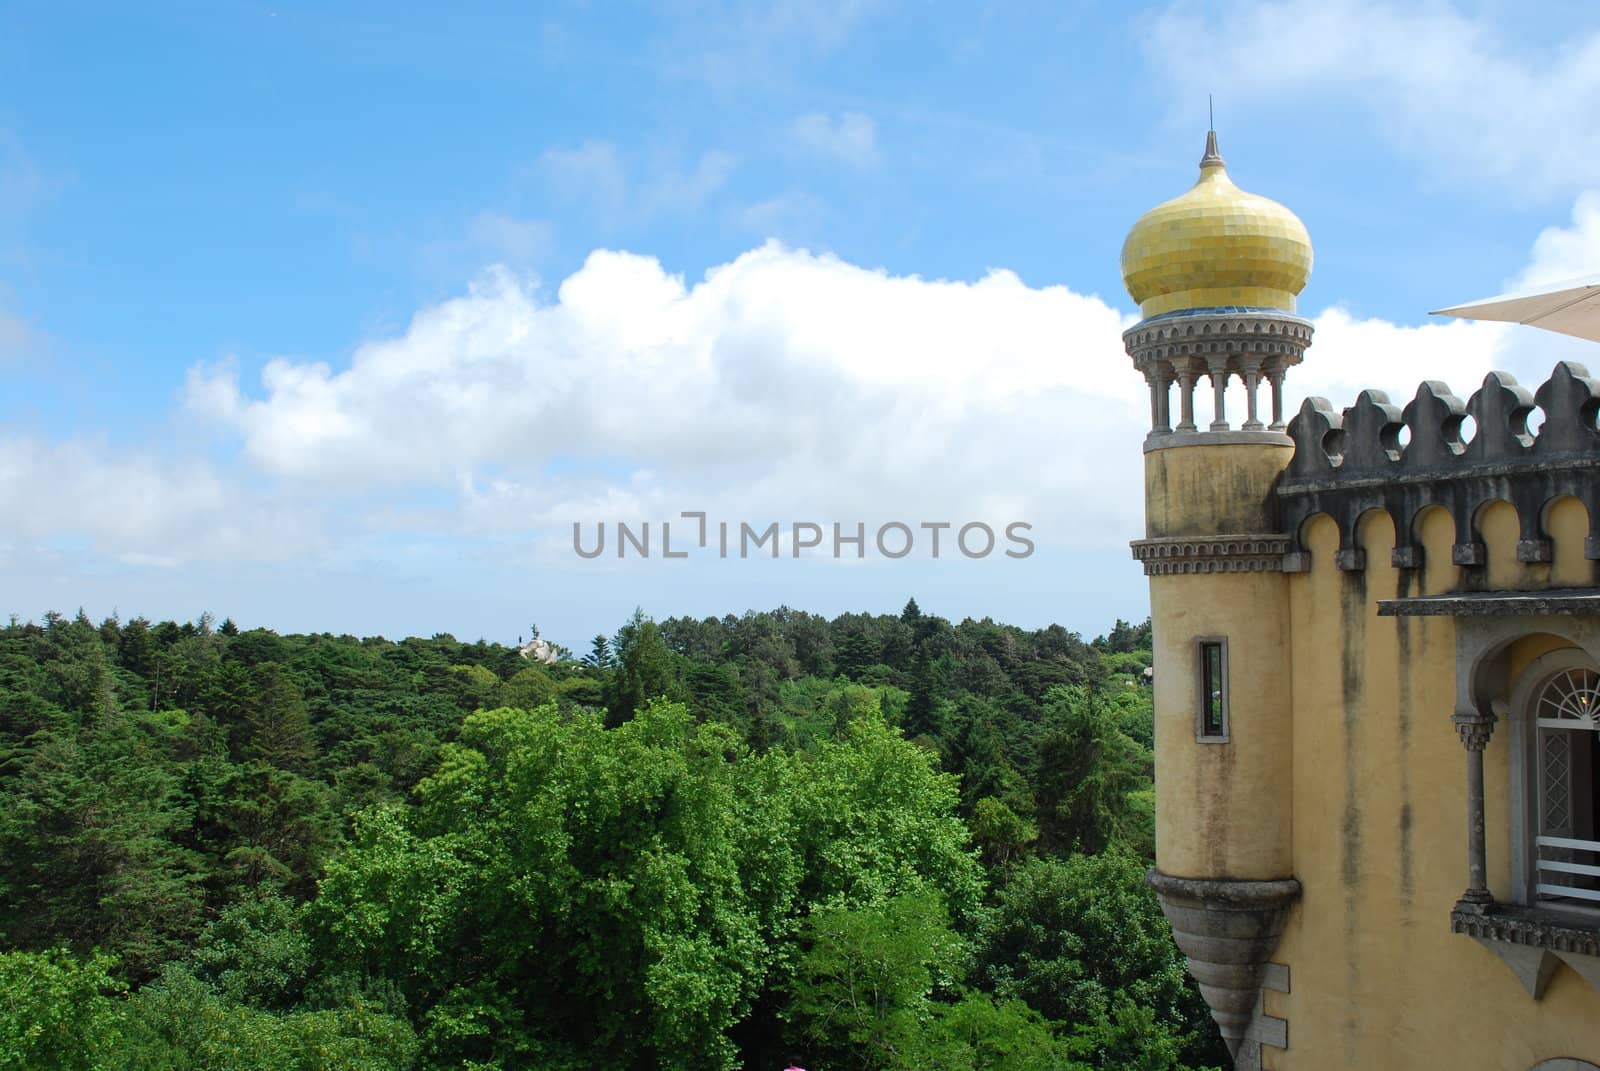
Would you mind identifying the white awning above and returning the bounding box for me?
[1432,275,1600,343]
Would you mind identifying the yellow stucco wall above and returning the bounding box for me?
[1144,440,1293,538]
[1146,440,1298,880]
[1255,500,1600,1069]
[1152,568,1293,879]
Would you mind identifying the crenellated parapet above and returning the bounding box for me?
[1275,362,1600,571]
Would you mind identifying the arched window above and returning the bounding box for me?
[1515,651,1600,908]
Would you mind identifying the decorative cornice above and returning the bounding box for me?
[1146,871,1303,908]
[1452,904,1600,958]
[1452,902,1600,998]
[1144,430,1294,452]
[1378,590,1600,618]
[1131,534,1292,575]
[1124,309,1314,375]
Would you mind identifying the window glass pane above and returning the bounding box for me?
[1202,642,1224,736]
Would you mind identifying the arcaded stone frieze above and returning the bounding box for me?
[1124,310,1315,370]
[1276,362,1600,570]
[1130,534,1292,575]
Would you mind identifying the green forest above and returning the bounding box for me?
[0,601,1221,1071]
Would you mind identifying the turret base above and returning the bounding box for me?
[1147,871,1301,1068]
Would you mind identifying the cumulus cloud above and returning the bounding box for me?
[9,168,1600,570]
[1145,0,1600,198]
[0,436,322,565]
[791,111,880,169]
[186,244,1146,550]
[1515,192,1600,289]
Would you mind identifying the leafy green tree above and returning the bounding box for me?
[116,964,418,1071]
[1033,687,1145,856]
[786,892,1077,1071]
[189,891,310,1010]
[584,634,613,669]
[974,852,1224,1070]
[786,889,962,1067]
[0,948,120,1071]
[496,665,555,710]
[607,610,684,723]
[967,798,1038,869]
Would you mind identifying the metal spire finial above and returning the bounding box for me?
[1200,97,1225,169]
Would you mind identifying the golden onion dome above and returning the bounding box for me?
[1120,132,1313,319]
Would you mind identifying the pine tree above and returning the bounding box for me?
[241,663,314,772]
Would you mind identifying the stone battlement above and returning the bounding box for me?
[1275,362,1600,571]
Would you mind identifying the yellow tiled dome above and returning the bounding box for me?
[1121,133,1313,319]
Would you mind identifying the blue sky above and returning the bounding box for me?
[3,0,1600,650]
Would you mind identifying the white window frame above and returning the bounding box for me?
[1509,648,1600,916]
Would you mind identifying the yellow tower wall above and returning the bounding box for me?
[1262,500,1600,1070]
[1146,440,1296,882]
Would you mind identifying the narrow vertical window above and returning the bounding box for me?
[1197,638,1229,741]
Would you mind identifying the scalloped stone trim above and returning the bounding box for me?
[1130,534,1292,575]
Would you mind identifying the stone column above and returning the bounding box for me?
[1208,358,1230,431]
[1177,369,1199,432]
[1241,359,1264,431]
[1267,364,1287,431]
[1454,708,1497,907]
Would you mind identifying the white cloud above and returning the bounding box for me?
[187,243,1145,549]
[0,436,321,565]
[540,140,630,219]
[791,111,880,169]
[648,150,737,213]
[1145,0,1600,198]
[1285,181,1600,412]
[9,172,1598,570]
[183,179,1600,559]
[1515,192,1600,289]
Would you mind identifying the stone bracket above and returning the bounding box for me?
[1229,964,1291,1071]
[1453,903,1600,999]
